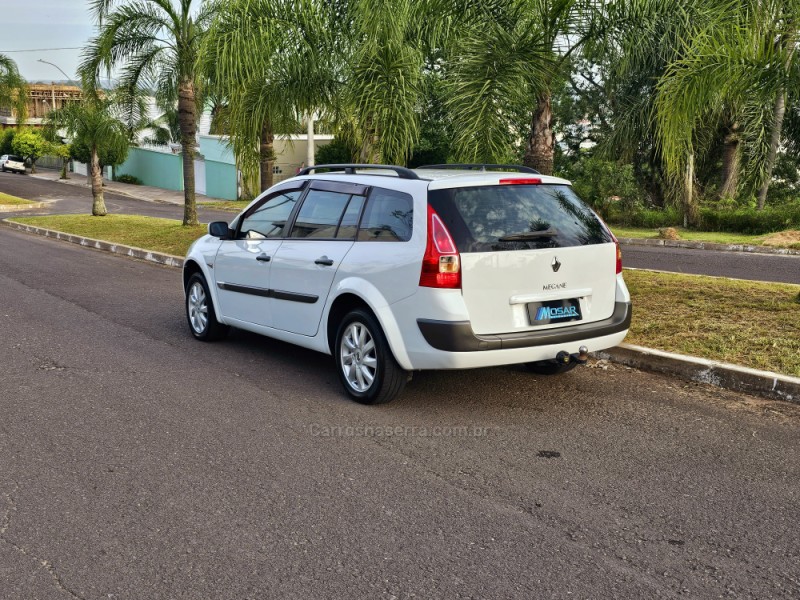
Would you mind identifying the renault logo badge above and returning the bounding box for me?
[551,257,561,272]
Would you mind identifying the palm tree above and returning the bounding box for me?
[656,0,800,210]
[445,0,594,174]
[202,0,433,183]
[0,54,27,122]
[82,0,216,225]
[45,95,129,216]
[200,0,332,192]
[587,0,733,221]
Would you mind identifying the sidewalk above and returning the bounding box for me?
[29,168,222,205]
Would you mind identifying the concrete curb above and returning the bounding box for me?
[4,219,799,405]
[0,202,46,212]
[618,237,800,256]
[1,219,184,269]
[596,344,800,404]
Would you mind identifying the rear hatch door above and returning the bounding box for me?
[428,181,617,336]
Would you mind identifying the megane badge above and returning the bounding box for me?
[551,257,561,272]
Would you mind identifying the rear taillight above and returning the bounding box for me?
[615,241,623,274]
[420,205,461,289]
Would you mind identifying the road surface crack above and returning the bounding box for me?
[0,482,86,599]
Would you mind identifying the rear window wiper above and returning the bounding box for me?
[498,229,557,242]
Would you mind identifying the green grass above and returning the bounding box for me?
[611,226,772,245]
[7,214,800,376]
[10,214,206,256]
[0,191,38,206]
[624,270,800,377]
[198,200,249,213]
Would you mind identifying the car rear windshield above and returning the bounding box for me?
[427,184,613,253]
[7,156,22,162]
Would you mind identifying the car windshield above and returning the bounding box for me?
[427,184,613,252]
[7,156,22,162]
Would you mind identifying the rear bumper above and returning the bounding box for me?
[417,301,632,352]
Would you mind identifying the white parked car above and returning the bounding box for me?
[183,164,631,404]
[0,154,26,174]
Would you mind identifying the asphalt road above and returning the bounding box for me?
[622,244,800,284]
[2,170,798,283]
[0,170,233,223]
[1,226,799,599]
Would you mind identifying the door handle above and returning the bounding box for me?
[315,256,334,266]
[256,254,271,262]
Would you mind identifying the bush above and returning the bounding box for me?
[698,205,800,234]
[315,137,357,165]
[114,174,142,185]
[564,156,644,219]
[606,206,682,228]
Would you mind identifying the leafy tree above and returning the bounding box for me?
[11,129,49,173]
[82,0,216,225]
[0,128,16,155]
[45,97,129,216]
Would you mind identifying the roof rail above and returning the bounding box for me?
[297,164,420,180]
[417,164,540,174]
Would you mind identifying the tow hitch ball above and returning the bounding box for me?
[557,346,590,365]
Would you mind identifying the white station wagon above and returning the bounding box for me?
[183,164,631,404]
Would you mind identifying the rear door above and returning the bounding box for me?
[269,180,368,336]
[428,182,617,336]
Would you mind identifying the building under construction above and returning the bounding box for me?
[0,83,83,128]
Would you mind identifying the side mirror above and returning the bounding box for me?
[208,221,231,238]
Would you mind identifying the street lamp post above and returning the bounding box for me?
[37,59,74,85]
[37,59,76,181]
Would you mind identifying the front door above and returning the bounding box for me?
[212,186,304,328]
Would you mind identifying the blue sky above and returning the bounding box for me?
[0,2,96,82]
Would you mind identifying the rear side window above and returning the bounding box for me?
[290,190,352,238]
[357,188,413,242]
[428,184,612,252]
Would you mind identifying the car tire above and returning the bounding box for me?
[524,359,578,376]
[335,308,407,404]
[185,273,229,342]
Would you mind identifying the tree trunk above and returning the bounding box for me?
[306,114,315,167]
[757,89,786,210]
[90,146,107,216]
[523,92,555,175]
[178,77,198,225]
[683,152,699,227]
[259,121,274,192]
[719,124,740,200]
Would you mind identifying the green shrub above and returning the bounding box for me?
[567,157,644,219]
[606,206,682,228]
[114,174,142,185]
[315,137,357,165]
[698,205,800,234]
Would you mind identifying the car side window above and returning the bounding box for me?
[239,189,303,239]
[357,188,413,242]
[290,190,354,239]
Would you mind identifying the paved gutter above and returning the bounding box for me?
[4,218,799,405]
[618,236,800,256]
